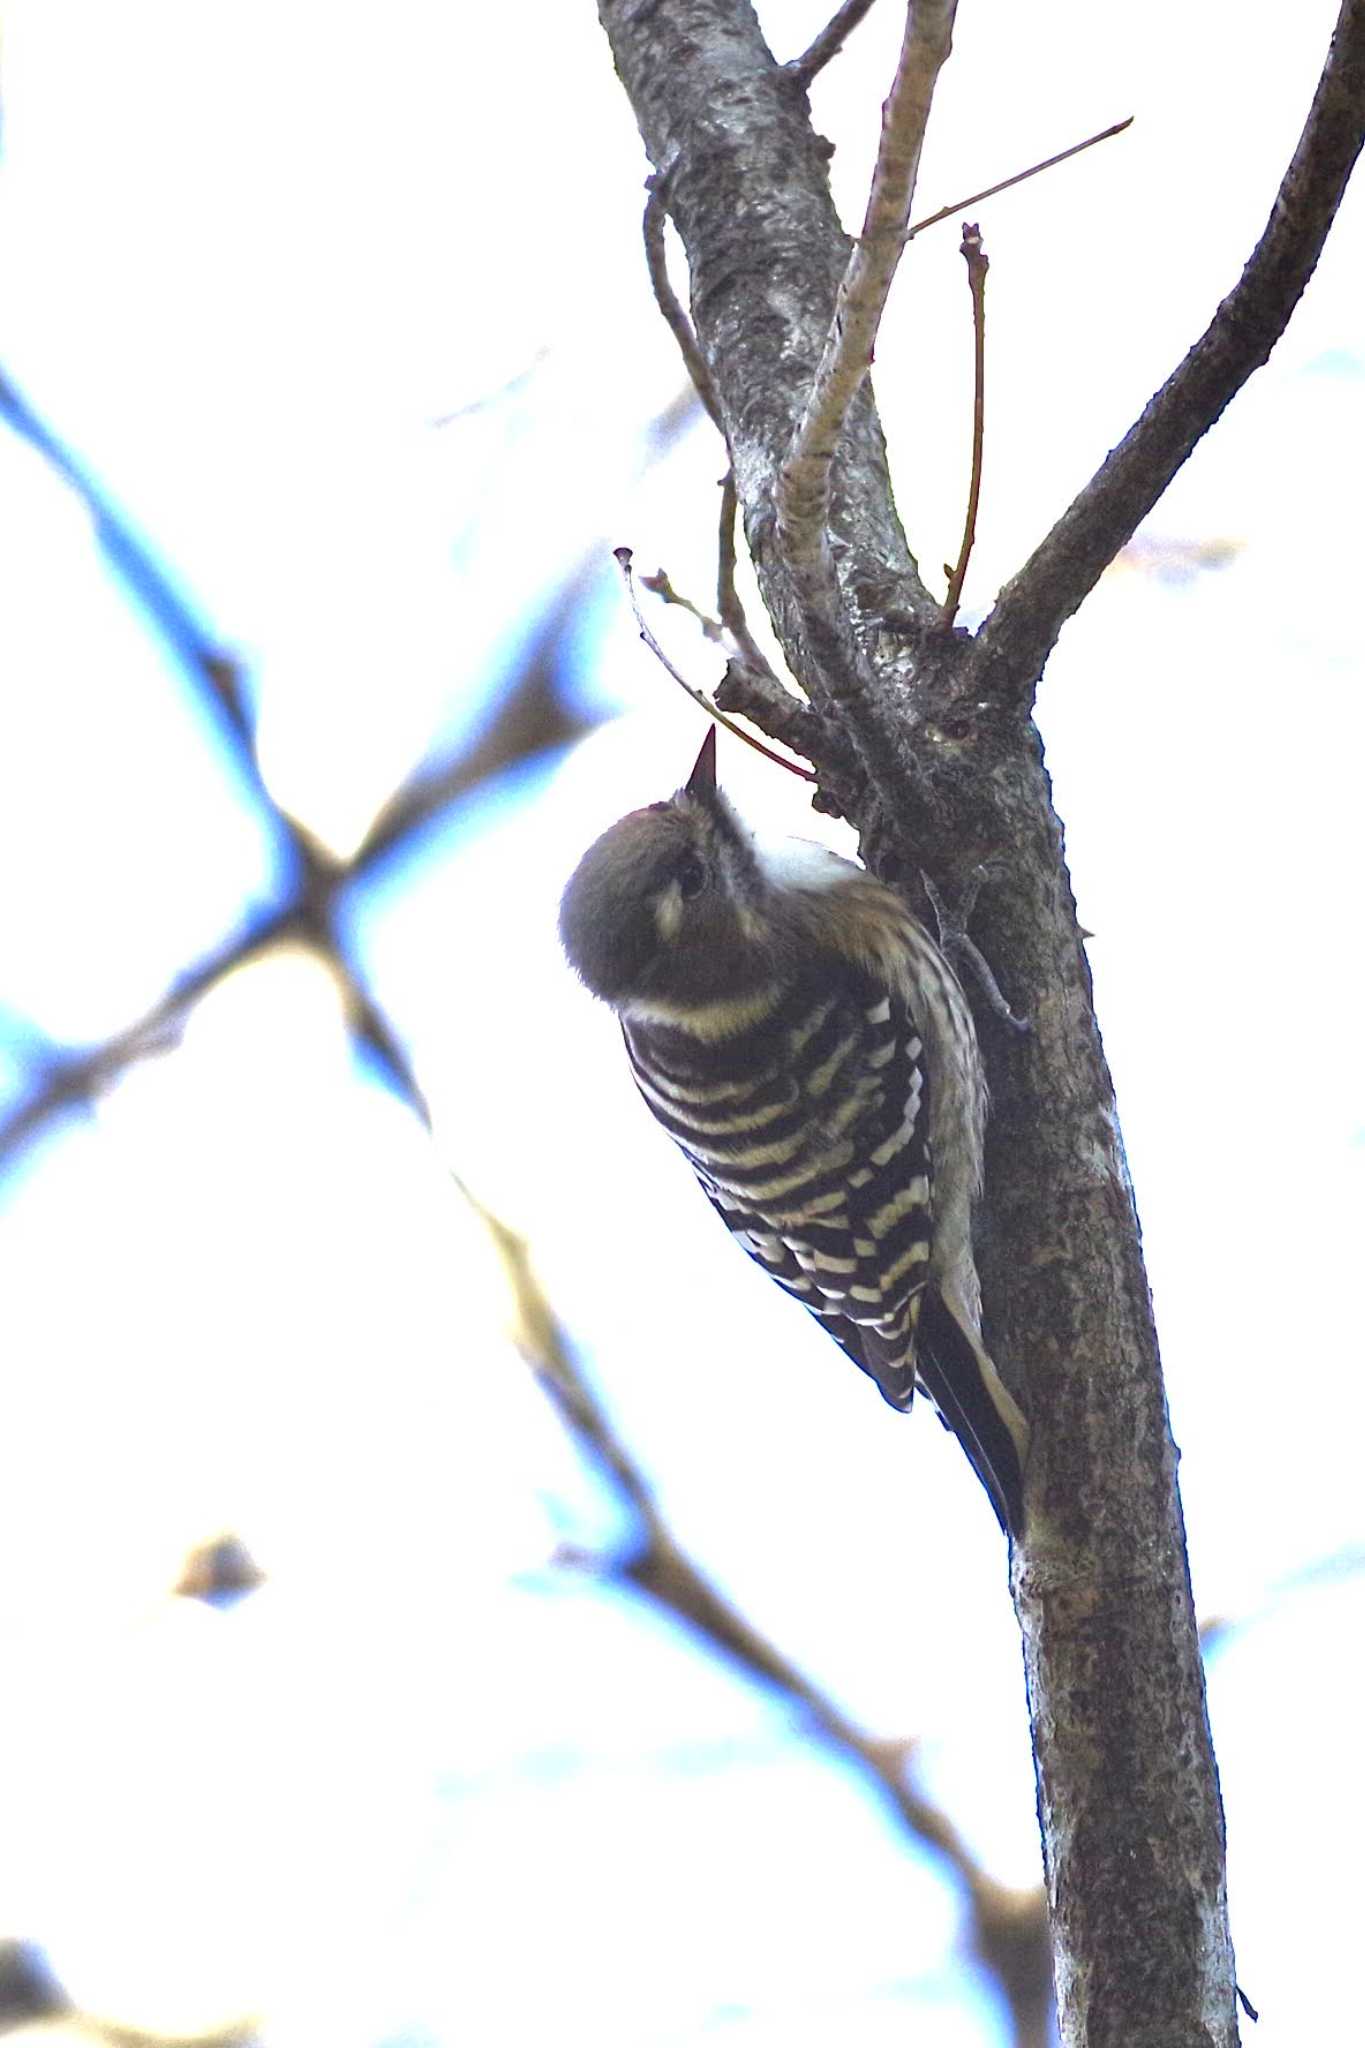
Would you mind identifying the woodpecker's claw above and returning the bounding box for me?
[921,868,1031,1035]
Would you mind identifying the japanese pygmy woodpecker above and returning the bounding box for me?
[559,729,1029,1536]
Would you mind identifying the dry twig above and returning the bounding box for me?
[643,168,725,431]
[941,221,989,629]
[615,546,817,780]
[906,117,1133,241]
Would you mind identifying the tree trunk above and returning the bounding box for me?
[596,0,1365,2039]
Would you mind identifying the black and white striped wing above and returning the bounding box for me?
[628,968,936,1411]
[727,981,934,1411]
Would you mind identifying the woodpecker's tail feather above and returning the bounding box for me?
[828,1299,1026,1539]
[914,1292,1026,1539]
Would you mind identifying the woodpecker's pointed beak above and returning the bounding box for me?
[686,725,718,798]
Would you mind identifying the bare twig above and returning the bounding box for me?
[941,222,989,629]
[0,368,254,755]
[775,0,957,576]
[639,564,725,639]
[615,547,817,780]
[906,117,1133,241]
[643,168,725,432]
[0,905,296,1168]
[785,0,881,88]
[715,472,780,679]
[706,484,866,803]
[975,0,1365,705]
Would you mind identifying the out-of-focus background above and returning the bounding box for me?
[1,3,1362,2044]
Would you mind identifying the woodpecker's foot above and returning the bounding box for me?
[921,868,1031,1035]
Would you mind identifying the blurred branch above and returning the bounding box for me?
[479,1196,1054,2048]
[0,1940,67,2032]
[0,903,295,1166]
[1200,1542,1365,1657]
[353,574,597,872]
[0,382,597,1176]
[940,221,989,629]
[1,369,249,757]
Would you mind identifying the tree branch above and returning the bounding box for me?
[598,4,1362,2044]
[776,0,957,581]
[975,0,1365,705]
[599,0,944,825]
[785,0,881,89]
[643,169,727,431]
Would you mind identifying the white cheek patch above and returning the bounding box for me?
[654,881,683,939]
[752,834,857,894]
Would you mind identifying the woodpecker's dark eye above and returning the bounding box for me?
[677,855,707,900]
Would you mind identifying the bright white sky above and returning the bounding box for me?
[0,3,1362,2044]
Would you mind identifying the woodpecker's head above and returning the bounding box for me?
[559,728,781,1012]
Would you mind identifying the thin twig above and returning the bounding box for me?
[776,0,957,575]
[639,565,725,640]
[643,167,725,432]
[941,222,988,629]
[615,547,816,780]
[785,0,881,87]
[712,476,863,795]
[906,116,1133,240]
[716,472,785,681]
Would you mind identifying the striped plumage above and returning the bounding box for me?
[559,730,1028,1536]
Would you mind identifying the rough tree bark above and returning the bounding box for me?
[595,2,1365,2044]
